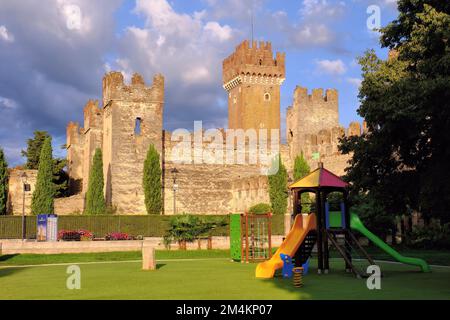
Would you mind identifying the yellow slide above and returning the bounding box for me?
[255,214,317,278]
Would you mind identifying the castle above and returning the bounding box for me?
[8,40,364,216]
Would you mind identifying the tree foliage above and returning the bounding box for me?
[0,147,8,215]
[84,148,106,215]
[22,131,49,170]
[249,203,272,215]
[143,144,162,215]
[340,1,450,223]
[22,131,68,197]
[31,137,54,215]
[268,155,288,215]
[293,153,311,213]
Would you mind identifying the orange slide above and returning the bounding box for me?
[255,214,317,278]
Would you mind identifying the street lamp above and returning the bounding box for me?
[171,167,179,215]
[20,172,30,241]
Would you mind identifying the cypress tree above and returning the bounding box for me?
[84,148,106,215]
[31,137,54,215]
[0,147,8,215]
[294,153,311,213]
[143,144,162,215]
[268,154,288,215]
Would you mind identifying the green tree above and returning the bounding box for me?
[293,153,311,213]
[268,155,288,215]
[340,1,450,223]
[22,131,49,170]
[22,131,68,197]
[143,144,162,215]
[84,148,106,215]
[31,137,54,215]
[0,147,8,215]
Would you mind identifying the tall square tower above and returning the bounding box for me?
[223,40,285,132]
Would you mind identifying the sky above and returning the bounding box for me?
[0,0,399,166]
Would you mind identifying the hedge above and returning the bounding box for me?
[0,214,286,239]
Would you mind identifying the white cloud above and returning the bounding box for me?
[294,24,333,46]
[347,77,362,88]
[113,0,237,129]
[301,0,346,18]
[0,25,14,42]
[0,96,18,109]
[204,21,232,42]
[182,66,211,84]
[315,59,347,75]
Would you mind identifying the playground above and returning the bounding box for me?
[1,166,449,300]
[0,249,449,300]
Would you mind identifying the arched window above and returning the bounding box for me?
[264,93,271,102]
[134,117,142,135]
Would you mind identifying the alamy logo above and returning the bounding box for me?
[66,265,81,290]
[366,5,381,31]
[366,265,381,290]
[171,121,281,175]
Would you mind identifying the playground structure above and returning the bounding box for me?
[230,213,272,263]
[256,163,430,279]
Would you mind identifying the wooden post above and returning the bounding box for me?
[142,241,156,270]
[268,213,272,258]
[316,190,324,274]
[344,191,352,272]
[322,191,330,273]
[245,213,249,263]
[207,236,212,250]
[240,214,245,262]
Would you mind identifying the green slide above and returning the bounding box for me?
[350,212,431,273]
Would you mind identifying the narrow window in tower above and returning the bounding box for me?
[264,93,271,102]
[134,117,142,135]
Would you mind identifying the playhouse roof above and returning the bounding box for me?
[289,167,348,189]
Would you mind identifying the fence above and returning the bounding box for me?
[0,214,285,239]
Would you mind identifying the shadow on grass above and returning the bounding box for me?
[0,266,26,278]
[0,254,19,262]
[260,269,314,300]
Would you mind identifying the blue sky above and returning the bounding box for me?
[0,0,399,166]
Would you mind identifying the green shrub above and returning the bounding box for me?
[268,155,288,215]
[408,222,450,249]
[31,137,54,215]
[143,144,162,214]
[163,215,228,249]
[0,147,8,215]
[84,148,106,215]
[294,153,311,213]
[248,203,272,214]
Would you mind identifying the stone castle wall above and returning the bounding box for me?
[7,41,362,216]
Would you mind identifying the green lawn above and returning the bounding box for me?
[1,250,449,300]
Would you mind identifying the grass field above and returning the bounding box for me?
[1,250,450,300]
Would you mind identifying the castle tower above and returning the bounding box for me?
[82,100,103,193]
[223,40,285,134]
[286,86,339,160]
[102,72,164,213]
[66,121,84,194]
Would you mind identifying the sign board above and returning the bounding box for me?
[37,214,58,242]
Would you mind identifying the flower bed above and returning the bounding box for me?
[105,232,132,241]
[58,229,93,241]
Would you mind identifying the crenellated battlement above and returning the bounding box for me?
[222,40,285,86]
[102,71,165,106]
[83,100,102,130]
[66,121,83,147]
[293,86,338,106]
